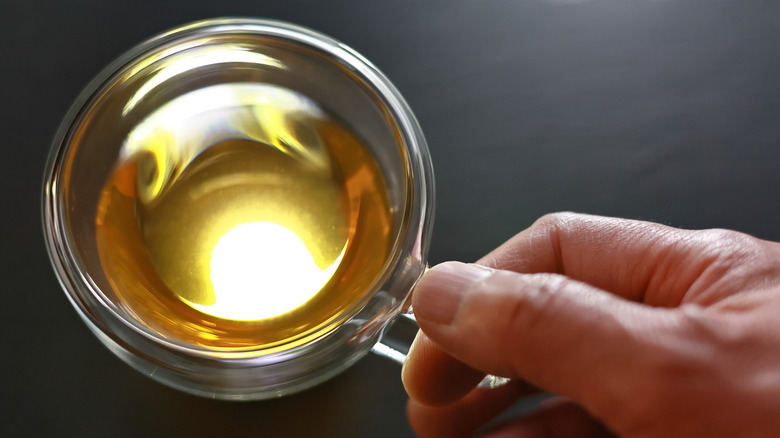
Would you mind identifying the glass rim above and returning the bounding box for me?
[41,17,435,360]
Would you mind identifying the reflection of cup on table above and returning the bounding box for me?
[42,18,433,400]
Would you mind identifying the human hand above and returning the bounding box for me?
[402,212,780,437]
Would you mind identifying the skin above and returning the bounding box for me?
[402,212,780,437]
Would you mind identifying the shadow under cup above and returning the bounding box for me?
[42,18,434,400]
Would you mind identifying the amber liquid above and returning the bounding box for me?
[95,83,394,351]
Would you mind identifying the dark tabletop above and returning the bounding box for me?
[2,0,780,436]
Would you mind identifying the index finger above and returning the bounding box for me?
[478,212,703,306]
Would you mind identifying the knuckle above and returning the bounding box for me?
[532,212,579,235]
[527,213,580,273]
[691,228,760,260]
[687,228,780,293]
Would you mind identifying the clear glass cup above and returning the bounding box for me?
[42,18,434,400]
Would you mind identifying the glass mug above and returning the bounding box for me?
[42,18,434,400]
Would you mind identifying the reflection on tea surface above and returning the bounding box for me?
[95,83,394,350]
[204,221,344,321]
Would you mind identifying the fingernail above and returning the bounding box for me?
[412,262,492,325]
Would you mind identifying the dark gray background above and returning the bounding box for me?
[2,0,779,436]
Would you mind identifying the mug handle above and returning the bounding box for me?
[371,310,511,389]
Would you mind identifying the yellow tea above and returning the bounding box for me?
[95,83,394,351]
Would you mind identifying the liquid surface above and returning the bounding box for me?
[95,83,393,350]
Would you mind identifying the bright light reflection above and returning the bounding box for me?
[123,45,285,116]
[187,222,342,321]
[121,82,327,206]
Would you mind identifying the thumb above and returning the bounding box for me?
[412,261,684,411]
